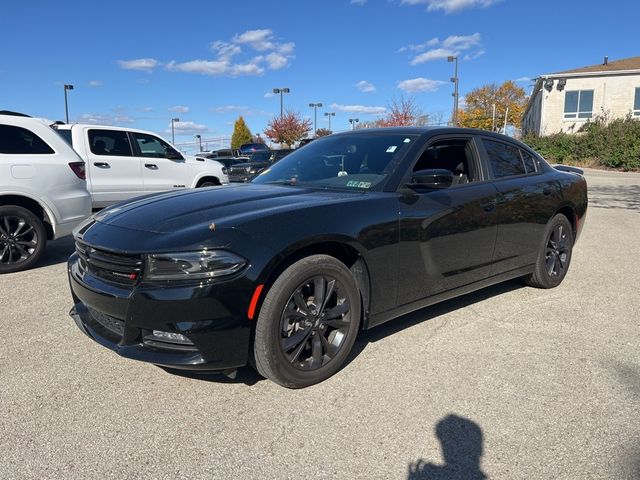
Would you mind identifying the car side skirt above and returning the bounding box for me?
[366,264,533,329]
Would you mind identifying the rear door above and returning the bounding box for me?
[478,137,560,275]
[85,128,143,208]
[130,132,191,194]
[397,135,499,305]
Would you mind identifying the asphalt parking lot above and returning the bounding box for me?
[1,168,638,479]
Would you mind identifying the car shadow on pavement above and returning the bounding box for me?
[348,279,524,364]
[36,236,76,268]
[407,414,487,480]
[160,366,264,386]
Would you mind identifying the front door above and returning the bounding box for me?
[397,137,498,306]
[130,132,190,194]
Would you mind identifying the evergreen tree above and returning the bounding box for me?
[231,116,253,148]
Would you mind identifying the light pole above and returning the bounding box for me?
[194,134,202,152]
[273,87,290,119]
[348,118,359,130]
[63,84,74,123]
[171,118,180,144]
[447,56,459,126]
[309,102,323,135]
[324,112,335,132]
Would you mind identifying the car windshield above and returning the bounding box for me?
[252,133,417,190]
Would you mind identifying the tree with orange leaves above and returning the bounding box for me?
[264,111,312,148]
[458,81,527,131]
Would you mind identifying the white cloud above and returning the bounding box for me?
[165,59,229,76]
[397,77,447,93]
[88,80,103,87]
[330,103,387,115]
[400,0,500,13]
[355,80,376,93]
[78,113,135,125]
[351,0,367,4]
[168,105,189,113]
[410,48,456,64]
[515,76,533,83]
[168,121,209,134]
[210,41,242,60]
[211,105,271,116]
[264,91,275,98]
[117,58,159,72]
[265,52,289,70]
[163,29,294,77]
[402,33,482,65]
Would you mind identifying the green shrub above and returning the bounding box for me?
[523,115,640,171]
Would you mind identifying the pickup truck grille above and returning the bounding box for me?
[75,241,142,286]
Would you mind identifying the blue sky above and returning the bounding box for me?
[2,0,638,150]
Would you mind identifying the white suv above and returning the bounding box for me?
[0,111,92,273]
[54,124,229,208]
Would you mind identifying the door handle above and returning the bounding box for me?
[145,164,158,170]
[93,162,110,168]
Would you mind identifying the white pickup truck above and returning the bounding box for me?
[54,124,228,208]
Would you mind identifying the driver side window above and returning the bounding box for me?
[413,139,476,186]
[132,132,173,158]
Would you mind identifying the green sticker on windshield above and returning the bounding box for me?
[346,180,371,188]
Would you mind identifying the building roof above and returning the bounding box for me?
[549,56,640,75]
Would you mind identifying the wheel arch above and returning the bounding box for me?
[554,204,577,241]
[193,173,222,188]
[0,193,56,239]
[256,239,372,327]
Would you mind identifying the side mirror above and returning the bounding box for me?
[165,149,184,160]
[408,169,453,190]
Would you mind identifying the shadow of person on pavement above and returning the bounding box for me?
[408,414,487,480]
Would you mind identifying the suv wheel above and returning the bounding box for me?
[0,205,47,273]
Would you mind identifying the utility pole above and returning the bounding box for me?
[63,84,74,123]
[171,117,180,144]
[503,106,509,134]
[492,104,497,131]
[447,56,459,126]
[309,103,323,135]
[273,88,290,119]
[324,112,335,132]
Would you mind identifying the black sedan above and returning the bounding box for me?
[68,128,587,388]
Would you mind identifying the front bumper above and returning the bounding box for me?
[68,253,253,371]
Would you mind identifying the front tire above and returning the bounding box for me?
[0,205,47,274]
[524,213,573,289]
[253,255,361,388]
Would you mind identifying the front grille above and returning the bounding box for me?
[76,241,142,286]
[229,166,249,175]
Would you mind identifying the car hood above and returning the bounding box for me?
[93,183,364,234]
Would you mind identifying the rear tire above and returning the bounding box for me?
[523,213,573,289]
[197,179,220,188]
[253,255,361,388]
[0,205,47,274]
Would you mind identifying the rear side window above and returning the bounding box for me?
[0,125,54,154]
[482,139,525,178]
[520,149,538,173]
[88,129,133,156]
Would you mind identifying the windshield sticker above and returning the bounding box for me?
[403,138,411,143]
[386,146,398,153]
[346,180,372,189]
[338,170,348,177]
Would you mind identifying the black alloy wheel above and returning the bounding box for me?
[253,255,361,388]
[0,205,47,274]
[280,275,352,370]
[524,213,573,289]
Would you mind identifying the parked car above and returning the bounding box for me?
[239,142,270,155]
[227,150,274,182]
[68,127,588,388]
[196,148,240,159]
[54,124,228,208]
[0,111,91,273]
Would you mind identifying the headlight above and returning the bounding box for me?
[221,167,228,175]
[145,250,246,280]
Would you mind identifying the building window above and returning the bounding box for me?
[564,90,593,119]
[634,88,640,116]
